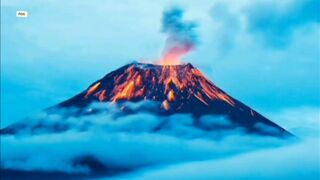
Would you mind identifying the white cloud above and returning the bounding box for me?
[1,130,290,174]
[1,103,293,175]
[122,139,320,180]
[1,103,319,179]
[268,107,320,138]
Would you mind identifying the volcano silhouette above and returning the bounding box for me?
[1,62,292,137]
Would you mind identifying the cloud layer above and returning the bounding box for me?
[1,104,319,179]
[1,102,296,177]
[123,139,320,180]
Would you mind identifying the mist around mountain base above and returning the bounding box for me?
[1,102,319,179]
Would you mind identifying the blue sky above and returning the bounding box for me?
[1,0,319,128]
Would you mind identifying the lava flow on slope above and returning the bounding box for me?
[60,63,235,112]
[55,62,292,138]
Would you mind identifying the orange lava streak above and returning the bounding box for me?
[217,93,235,106]
[167,90,175,101]
[107,63,235,108]
[191,69,203,77]
[199,79,235,106]
[135,75,143,87]
[162,100,170,110]
[194,92,208,105]
[112,81,135,102]
[85,82,101,98]
[160,66,185,93]
[135,87,145,97]
[98,90,107,102]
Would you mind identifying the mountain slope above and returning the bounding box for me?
[58,62,291,137]
[1,62,292,137]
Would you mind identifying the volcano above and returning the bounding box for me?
[1,62,292,137]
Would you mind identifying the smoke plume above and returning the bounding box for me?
[159,7,198,65]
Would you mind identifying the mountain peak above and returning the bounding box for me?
[59,62,232,111]
[128,61,195,69]
[54,62,291,137]
[2,62,293,138]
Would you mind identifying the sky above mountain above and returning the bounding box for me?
[1,0,319,132]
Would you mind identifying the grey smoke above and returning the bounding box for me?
[161,7,199,62]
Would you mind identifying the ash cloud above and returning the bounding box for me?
[160,7,198,64]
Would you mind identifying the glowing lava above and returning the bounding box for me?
[80,62,235,111]
[50,62,293,138]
